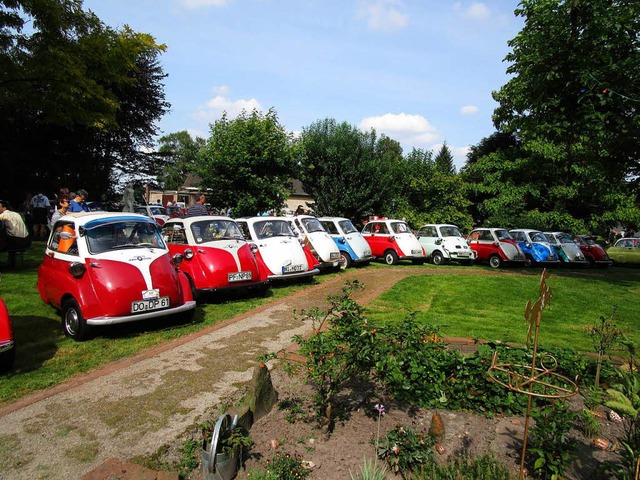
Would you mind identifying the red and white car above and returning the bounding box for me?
[37,212,196,340]
[467,228,526,268]
[361,218,426,265]
[162,216,270,297]
[235,217,320,281]
[0,295,15,372]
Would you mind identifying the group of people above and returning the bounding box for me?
[0,189,89,253]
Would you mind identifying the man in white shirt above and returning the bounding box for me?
[0,200,31,251]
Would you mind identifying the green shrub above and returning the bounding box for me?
[247,451,310,480]
[409,453,514,479]
[377,424,434,477]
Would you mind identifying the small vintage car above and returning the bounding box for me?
[134,204,171,227]
[467,228,526,268]
[509,229,561,267]
[37,212,196,340]
[287,215,342,271]
[543,232,588,266]
[162,216,270,297]
[318,217,374,268]
[573,235,613,267]
[235,216,320,281]
[361,219,426,265]
[416,224,476,265]
[0,295,15,372]
[607,237,640,265]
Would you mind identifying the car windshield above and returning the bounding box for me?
[191,219,243,243]
[391,222,411,234]
[301,217,325,233]
[495,229,512,240]
[530,232,547,242]
[544,233,556,243]
[149,206,166,216]
[573,235,587,246]
[558,233,576,244]
[84,219,165,253]
[440,226,461,237]
[338,219,358,234]
[254,220,294,239]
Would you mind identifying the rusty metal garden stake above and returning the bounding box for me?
[487,269,578,480]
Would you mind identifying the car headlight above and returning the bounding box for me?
[184,248,194,260]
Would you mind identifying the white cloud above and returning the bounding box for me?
[359,113,440,146]
[453,2,490,21]
[460,105,479,115]
[358,0,408,32]
[178,0,229,9]
[193,86,262,123]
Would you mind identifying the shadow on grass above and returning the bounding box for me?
[11,315,60,374]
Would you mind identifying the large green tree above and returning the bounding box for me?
[0,0,169,203]
[157,131,205,190]
[299,118,403,222]
[197,109,295,216]
[466,0,640,232]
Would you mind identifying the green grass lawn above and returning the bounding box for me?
[0,242,336,405]
[366,268,640,354]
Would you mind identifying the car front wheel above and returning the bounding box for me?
[489,255,502,268]
[62,299,90,341]
[339,253,352,270]
[384,250,399,265]
[432,251,445,265]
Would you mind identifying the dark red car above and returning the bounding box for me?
[574,235,613,268]
[0,296,15,372]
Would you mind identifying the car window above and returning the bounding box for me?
[440,226,461,237]
[530,232,547,242]
[338,219,358,234]
[495,229,512,240]
[558,233,575,244]
[85,219,165,253]
[321,221,339,235]
[511,231,525,242]
[49,222,79,255]
[477,230,493,241]
[544,233,556,243]
[162,223,187,244]
[236,222,251,240]
[301,217,324,233]
[191,220,243,243]
[418,226,437,237]
[468,231,480,241]
[254,220,294,239]
[391,222,410,234]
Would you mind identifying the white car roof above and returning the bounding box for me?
[62,211,152,226]
[165,215,234,226]
[236,216,289,224]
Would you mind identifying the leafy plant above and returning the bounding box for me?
[376,424,434,478]
[578,408,602,438]
[527,400,577,480]
[604,370,640,480]
[588,306,623,387]
[349,456,389,480]
[175,438,200,477]
[278,396,306,424]
[409,453,514,479]
[247,451,310,480]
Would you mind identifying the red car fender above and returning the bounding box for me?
[302,244,321,269]
[176,269,194,302]
[0,298,13,344]
[252,249,273,279]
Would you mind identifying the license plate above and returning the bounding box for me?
[283,264,305,274]
[411,250,422,255]
[330,252,339,260]
[228,271,252,282]
[458,252,470,257]
[131,297,170,313]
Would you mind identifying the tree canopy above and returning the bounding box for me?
[196,109,295,217]
[157,131,205,190]
[0,0,169,204]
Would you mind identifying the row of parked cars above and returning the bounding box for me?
[1,212,636,373]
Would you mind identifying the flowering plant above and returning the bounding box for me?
[376,424,434,477]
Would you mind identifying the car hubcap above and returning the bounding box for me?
[65,309,79,335]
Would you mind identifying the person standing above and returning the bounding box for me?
[0,200,31,251]
[49,197,70,228]
[187,195,208,217]
[68,189,89,213]
[30,191,50,239]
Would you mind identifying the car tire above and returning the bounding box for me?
[62,299,90,341]
[432,251,445,265]
[524,255,534,267]
[384,250,399,265]
[340,253,352,270]
[489,255,502,268]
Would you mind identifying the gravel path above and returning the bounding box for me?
[0,266,440,480]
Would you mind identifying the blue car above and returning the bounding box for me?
[509,229,561,267]
[318,217,374,268]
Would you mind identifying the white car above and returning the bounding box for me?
[287,215,341,270]
[318,217,374,268]
[416,224,475,265]
[235,217,320,281]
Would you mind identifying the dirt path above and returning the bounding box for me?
[2,266,465,479]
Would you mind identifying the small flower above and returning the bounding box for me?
[392,444,400,454]
[374,403,386,416]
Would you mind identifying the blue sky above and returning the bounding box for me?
[83,0,523,170]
